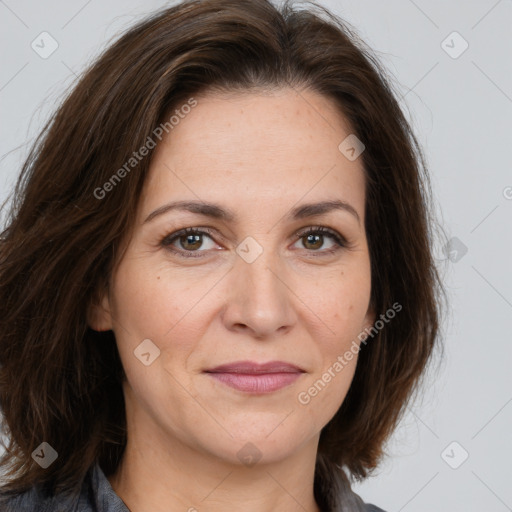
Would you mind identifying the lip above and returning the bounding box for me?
[205,360,305,374]
[204,360,305,394]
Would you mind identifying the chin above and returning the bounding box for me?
[199,424,313,466]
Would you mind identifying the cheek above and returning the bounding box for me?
[293,270,369,413]
[109,257,221,386]
[110,256,206,339]
[306,268,371,341]
[107,260,206,411]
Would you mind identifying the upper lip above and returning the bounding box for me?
[204,360,305,374]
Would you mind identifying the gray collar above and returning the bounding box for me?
[0,459,375,512]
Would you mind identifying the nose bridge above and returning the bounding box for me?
[239,238,283,303]
[241,246,281,298]
[224,236,295,336]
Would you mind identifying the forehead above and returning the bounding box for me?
[141,88,366,223]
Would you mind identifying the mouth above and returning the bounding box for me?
[203,360,305,394]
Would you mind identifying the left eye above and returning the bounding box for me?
[292,226,347,254]
[161,226,347,257]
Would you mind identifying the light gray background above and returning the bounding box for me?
[1,1,511,511]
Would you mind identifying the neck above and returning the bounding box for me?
[108,407,322,512]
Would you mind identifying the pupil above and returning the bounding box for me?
[182,234,201,250]
[306,234,322,249]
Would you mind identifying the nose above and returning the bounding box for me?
[221,245,297,339]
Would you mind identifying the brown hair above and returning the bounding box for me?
[0,0,447,502]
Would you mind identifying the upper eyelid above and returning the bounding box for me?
[163,226,221,245]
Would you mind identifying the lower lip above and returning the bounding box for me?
[206,372,302,393]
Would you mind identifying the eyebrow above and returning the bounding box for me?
[143,199,360,225]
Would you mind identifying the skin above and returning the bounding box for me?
[89,87,375,512]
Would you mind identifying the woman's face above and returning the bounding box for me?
[94,87,375,466]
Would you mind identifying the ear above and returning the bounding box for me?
[87,282,113,332]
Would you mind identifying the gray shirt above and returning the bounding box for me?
[0,461,387,512]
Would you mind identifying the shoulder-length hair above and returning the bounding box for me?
[0,0,447,501]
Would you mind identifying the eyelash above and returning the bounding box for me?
[160,226,349,258]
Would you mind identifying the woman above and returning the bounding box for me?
[0,0,446,510]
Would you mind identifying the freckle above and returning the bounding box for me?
[157,276,160,280]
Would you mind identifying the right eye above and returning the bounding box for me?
[161,227,222,258]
